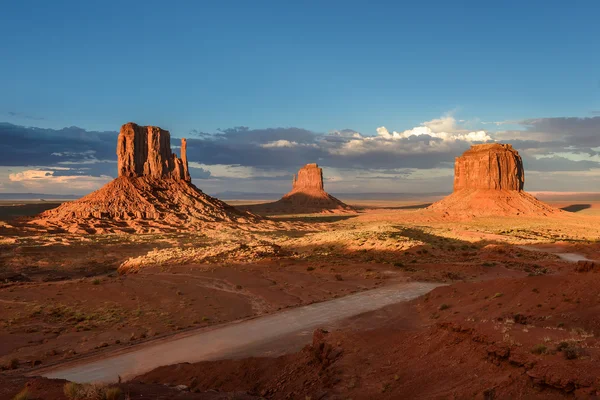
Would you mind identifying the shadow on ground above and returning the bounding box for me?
[0,203,63,222]
[561,204,591,213]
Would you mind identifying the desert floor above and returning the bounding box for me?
[1,196,600,399]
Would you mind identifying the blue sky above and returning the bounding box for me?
[1,1,600,195]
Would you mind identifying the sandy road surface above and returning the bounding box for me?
[518,245,592,263]
[36,282,439,383]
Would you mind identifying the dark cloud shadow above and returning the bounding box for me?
[560,204,591,213]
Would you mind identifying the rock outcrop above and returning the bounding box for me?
[240,164,354,215]
[30,123,258,233]
[292,163,324,191]
[429,143,558,217]
[117,123,190,181]
[454,144,524,191]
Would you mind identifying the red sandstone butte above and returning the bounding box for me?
[453,144,524,191]
[428,143,558,217]
[31,123,256,233]
[292,163,324,191]
[117,122,190,181]
[241,164,354,215]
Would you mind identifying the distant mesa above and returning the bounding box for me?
[242,163,355,215]
[30,122,257,234]
[428,143,559,217]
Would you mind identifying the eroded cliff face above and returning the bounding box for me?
[31,122,261,233]
[292,163,324,191]
[117,122,190,181]
[453,144,524,191]
[427,143,558,217]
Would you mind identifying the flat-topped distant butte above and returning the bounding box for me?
[239,163,355,216]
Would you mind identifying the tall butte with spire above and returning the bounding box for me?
[32,122,256,233]
[117,123,191,181]
[428,143,558,217]
[243,163,354,215]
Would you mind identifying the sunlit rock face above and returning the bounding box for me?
[117,122,190,181]
[427,143,559,217]
[453,143,524,192]
[292,163,324,191]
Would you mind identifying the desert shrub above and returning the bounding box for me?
[393,262,404,268]
[531,344,547,355]
[439,303,450,311]
[6,358,19,370]
[64,382,82,399]
[92,279,101,285]
[556,341,581,360]
[513,313,527,324]
[306,266,315,271]
[105,387,122,400]
[564,346,580,360]
[556,341,569,352]
[63,382,121,399]
[12,388,30,400]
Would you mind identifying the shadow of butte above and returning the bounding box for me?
[560,204,592,213]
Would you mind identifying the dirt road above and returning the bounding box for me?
[518,245,592,263]
[37,282,439,383]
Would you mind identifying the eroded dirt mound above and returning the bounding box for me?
[243,164,354,215]
[428,189,560,217]
[29,177,260,234]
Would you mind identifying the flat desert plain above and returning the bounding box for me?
[1,195,600,398]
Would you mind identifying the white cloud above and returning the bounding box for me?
[375,116,491,142]
[261,140,318,149]
[6,169,112,194]
[188,163,285,179]
[330,116,492,156]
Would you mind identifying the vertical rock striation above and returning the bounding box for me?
[428,143,558,216]
[453,144,524,191]
[32,122,258,233]
[292,163,324,191]
[117,122,190,181]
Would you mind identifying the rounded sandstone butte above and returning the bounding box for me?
[117,122,190,181]
[292,163,324,191]
[454,143,524,192]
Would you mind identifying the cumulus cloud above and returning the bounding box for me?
[261,140,318,149]
[7,168,112,194]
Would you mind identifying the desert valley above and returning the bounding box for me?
[0,122,599,399]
